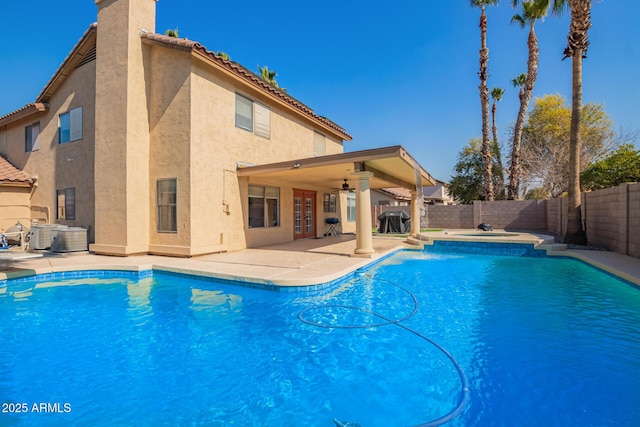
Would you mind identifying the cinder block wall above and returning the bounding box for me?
[585,185,627,253]
[473,200,547,230]
[371,182,639,258]
[628,184,640,258]
[424,204,473,229]
[585,182,639,257]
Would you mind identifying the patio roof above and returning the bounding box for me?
[237,145,435,190]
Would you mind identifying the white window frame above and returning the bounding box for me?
[25,122,40,152]
[347,193,356,222]
[157,178,177,233]
[248,185,280,228]
[235,93,270,139]
[56,188,76,220]
[59,106,83,144]
[313,131,326,157]
[323,193,336,213]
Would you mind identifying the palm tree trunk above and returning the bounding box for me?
[479,7,494,201]
[564,0,590,245]
[508,24,539,200]
[565,49,587,244]
[491,100,504,198]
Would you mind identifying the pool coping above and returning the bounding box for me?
[0,232,639,288]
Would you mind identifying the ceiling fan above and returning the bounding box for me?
[332,178,355,192]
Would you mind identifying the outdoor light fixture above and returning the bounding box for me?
[293,163,301,168]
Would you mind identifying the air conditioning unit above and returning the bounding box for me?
[29,225,67,250]
[50,227,88,252]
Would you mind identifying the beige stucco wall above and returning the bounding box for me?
[183,56,348,253]
[146,45,193,256]
[1,61,96,240]
[0,186,31,232]
[3,0,350,257]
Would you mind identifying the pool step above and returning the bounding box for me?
[538,243,568,253]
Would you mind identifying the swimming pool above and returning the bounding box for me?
[1,246,639,426]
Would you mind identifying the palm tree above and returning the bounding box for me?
[563,0,591,245]
[164,28,179,38]
[507,73,526,198]
[490,87,506,198]
[507,1,547,200]
[513,0,591,243]
[471,0,499,201]
[258,65,286,92]
[215,51,231,61]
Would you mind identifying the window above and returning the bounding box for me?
[313,131,326,156]
[248,185,279,228]
[56,188,75,220]
[59,106,83,144]
[157,179,177,232]
[347,193,356,222]
[323,193,336,213]
[235,93,270,139]
[25,122,40,152]
[235,94,253,131]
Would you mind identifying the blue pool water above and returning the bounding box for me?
[1,247,640,426]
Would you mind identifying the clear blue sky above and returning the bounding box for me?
[1,1,637,181]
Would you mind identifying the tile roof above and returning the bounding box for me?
[0,103,48,127]
[1,24,351,141]
[141,32,352,141]
[0,155,32,184]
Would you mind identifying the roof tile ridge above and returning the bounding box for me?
[36,23,97,103]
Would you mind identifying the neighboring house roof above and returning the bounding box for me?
[378,181,452,202]
[0,155,32,185]
[0,22,351,142]
[376,188,412,201]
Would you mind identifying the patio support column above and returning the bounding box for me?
[352,171,375,257]
[410,190,421,236]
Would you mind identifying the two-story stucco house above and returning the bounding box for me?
[0,0,434,257]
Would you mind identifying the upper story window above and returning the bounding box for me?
[25,122,40,152]
[235,93,270,139]
[313,131,326,157]
[59,106,83,144]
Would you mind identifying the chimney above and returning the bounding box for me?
[91,0,157,255]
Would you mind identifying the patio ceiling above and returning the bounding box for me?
[237,145,435,191]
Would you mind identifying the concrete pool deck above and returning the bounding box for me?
[0,231,639,287]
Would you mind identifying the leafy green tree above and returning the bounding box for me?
[524,187,548,199]
[471,0,499,201]
[581,144,640,190]
[449,138,504,204]
[519,94,619,198]
[507,1,548,200]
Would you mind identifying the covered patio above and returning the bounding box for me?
[237,145,436,257]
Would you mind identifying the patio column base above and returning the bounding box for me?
[351,248,376,258]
